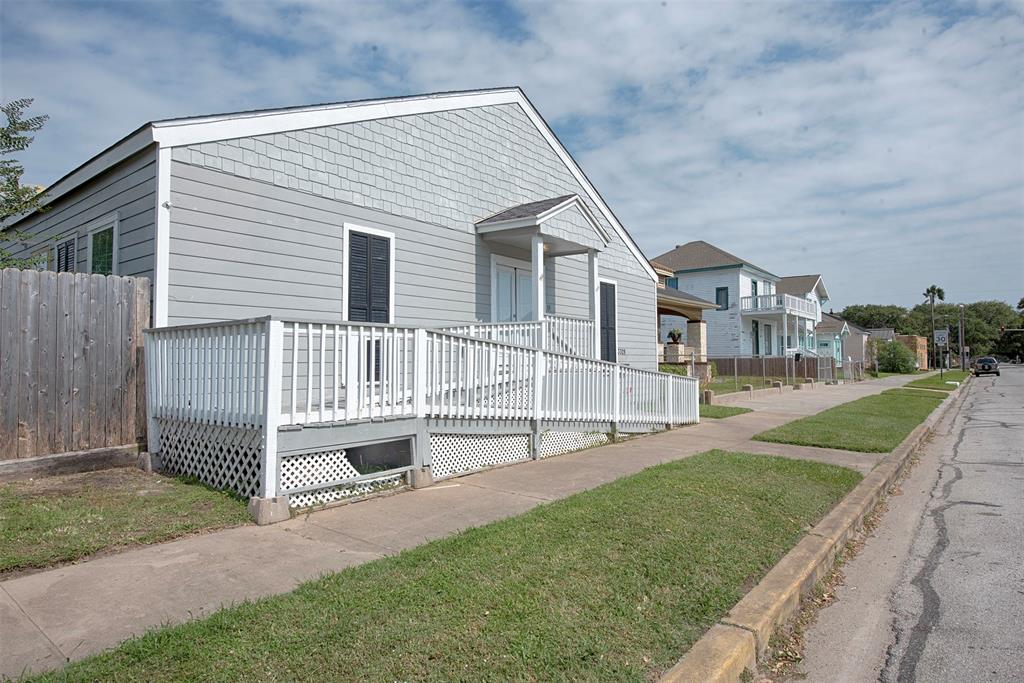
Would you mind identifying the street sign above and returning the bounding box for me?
[934,329,949,346]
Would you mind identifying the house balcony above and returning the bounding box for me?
[740,293,817,319]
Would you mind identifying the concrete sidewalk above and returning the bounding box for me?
[1,374,913,679]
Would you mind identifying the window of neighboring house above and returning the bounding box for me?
[666,277,678,289]
[54,236,76,272]
[751,280,758,298]
[87,216,118,276]
[715,286,729,311]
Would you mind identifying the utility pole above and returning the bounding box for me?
[959,304,966,370]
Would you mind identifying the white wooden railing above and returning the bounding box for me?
[740,294,817,318]
[438,315,596,358]
[145,317,699,430]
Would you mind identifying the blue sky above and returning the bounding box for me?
[2,0,1022,308]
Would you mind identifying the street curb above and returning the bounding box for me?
[660,379,970,682]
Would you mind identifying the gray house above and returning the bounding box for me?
[4,88,698,513]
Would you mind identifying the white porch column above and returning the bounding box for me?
[781,312,787,357]
[531,233,545,322]
[588,249,599,358]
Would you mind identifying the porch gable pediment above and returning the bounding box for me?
[476,194,610,255]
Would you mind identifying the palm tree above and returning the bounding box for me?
[923,285,945,369]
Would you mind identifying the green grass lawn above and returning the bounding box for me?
[752,390,946,453]
[700,405,753,419]
[883,388,951,399]
[28,451,860,683]
[0,468,250,574]
[905,370,970,391]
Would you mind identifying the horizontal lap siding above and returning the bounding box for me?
[167,163,486,327]
[1,149,157,281]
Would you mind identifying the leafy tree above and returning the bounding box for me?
[877,340,917,373]
[837,304,911,332]
[0,98,48,268]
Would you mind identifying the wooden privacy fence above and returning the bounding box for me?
[707,355,834,380]
[0,268,149,461]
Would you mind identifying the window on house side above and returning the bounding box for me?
[89,226,115,275]
[715,287,729,311]
[54,237,76,273]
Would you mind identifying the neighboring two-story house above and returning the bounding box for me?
[651,241,825,358]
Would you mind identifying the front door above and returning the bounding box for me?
[751,320,760,355]
[495,263,533,322]
[600,282,617,362]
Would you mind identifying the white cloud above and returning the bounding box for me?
[1,0,1021,307]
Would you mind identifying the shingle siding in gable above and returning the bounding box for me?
[543,205,604,252]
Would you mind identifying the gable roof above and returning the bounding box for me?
[777,274,830,301]
[7,87,655,281]
[652,240,777,278]
[478,195,577,225]
[650,260,674,277]
[816,312,850,335]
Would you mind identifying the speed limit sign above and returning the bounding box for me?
[934,329,949,346]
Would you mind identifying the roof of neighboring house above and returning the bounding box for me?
[477,195,577,225]
[3,87,657,281]
[777,274,830,302]
[652,240,778,277]
[650,260,674,277]
[816,312,850,335]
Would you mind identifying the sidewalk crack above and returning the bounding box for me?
[1,584,68,662]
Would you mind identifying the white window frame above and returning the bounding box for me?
[489,253,534,322]
[84,211,119,275]
[342,222,395,324]
[597,276,619,363]
[51,234,78,273]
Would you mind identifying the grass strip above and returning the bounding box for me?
[905,370,970,391]
[29,451,860,683]
[700,405,753,419]
[752,390,945,453]
[883,388,950,399]
[0,468,249,574]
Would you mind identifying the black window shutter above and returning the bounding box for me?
[600,282,617,362]
[348,231,390,324]
[348,232,370,322]
[369,236,390,323]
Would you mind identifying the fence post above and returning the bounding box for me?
[414,329,428,418]
[144,331,161,455]
[612,363,621,427]
[733,356,738,392]
[533,348,545,420]
[260,319,284,499]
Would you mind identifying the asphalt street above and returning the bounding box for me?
[800,367,1024,682]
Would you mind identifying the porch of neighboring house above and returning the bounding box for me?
[740,293,819,358]
[655,289,715,365]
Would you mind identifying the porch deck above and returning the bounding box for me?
[144,317,699,507]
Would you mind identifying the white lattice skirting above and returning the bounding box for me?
[430,433,531,479]
[539,431,609,458]
[156,418,263,499]
[279,449,406,509]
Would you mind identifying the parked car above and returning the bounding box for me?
[972,357,1001,376]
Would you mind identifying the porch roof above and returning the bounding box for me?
[476,194,610,256]
[657,287,716,320]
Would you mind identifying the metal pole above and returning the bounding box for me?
[734,355,738,391]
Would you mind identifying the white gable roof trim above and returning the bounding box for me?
[12,88,655,281]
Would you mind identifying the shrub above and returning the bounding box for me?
[659,363,688,376]
[877,340,917,373]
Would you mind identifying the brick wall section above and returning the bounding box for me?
[896,334,929,370]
